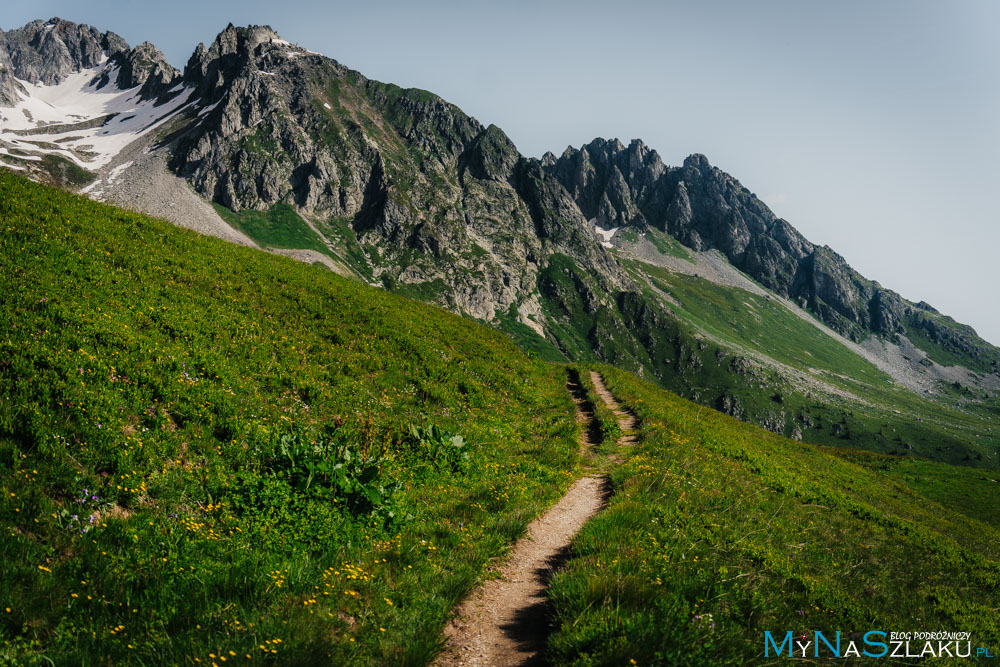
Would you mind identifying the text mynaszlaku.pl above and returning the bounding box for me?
[763,630,992,659]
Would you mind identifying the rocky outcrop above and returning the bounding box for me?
[0,65,27,107]
[547,138,668,230]
[546,140,918,342]
[0,18,128,85]
[165,24,626,325]
[107,41,179,99]
[461,125,520,182]
[0,18,178,102]
[905,308,1000,372]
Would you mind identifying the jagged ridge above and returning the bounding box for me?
[545,138,1000,370]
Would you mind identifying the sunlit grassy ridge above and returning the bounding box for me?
[547,365,1000,665]
[623,258,1000,468]
[0,172,580,665]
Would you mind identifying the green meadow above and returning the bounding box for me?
[0,172,580,665]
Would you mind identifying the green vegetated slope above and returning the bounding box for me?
[211,202,334,260]
[0,154,96,190]
[539,252,1000,469]
[0,171,581,665]
[904,310,1000,375]
[861,456,1000,528]
[629,257,1000,467]
[548,365,1000,665]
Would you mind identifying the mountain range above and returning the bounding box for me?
[2,17,998,466]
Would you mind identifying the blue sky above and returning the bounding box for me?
[3,1,999,344]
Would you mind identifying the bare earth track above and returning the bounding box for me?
[435,370,628,666]
[589,370,638,450]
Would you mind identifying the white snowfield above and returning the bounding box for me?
[0,60,195,170]
[594,224,620,248]
[267,37,323,57]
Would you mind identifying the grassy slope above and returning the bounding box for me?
[0,172,581,665]
[902,308,1000,376]
[904,320,1000,375]
[493,306,567,363]
[212,202,336,259]
[547,365,1000,665]
[633,262,889,383]
[872,457,1000,527]
[624,258,1000,468]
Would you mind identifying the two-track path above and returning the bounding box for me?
[587,370,638,450]
[435,370,635,666]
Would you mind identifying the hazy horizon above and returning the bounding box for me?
[3,1,998,345]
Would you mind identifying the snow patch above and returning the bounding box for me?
[594,224,620,248]
[107,161,133,184]
[197,101,220,117]
[78,179,101,194]
[0,147,41,161]
[0,62,195,169]
[269,38,323,57]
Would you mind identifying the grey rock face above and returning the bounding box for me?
[166,24,626,325]
[545,139,918,341]
[108,41,180,99]
[0,18,128,85]
[0,66,27,106]
[182,23,283,101]
[549,138,667,230]
[0,18,179,103]
[461,125,519,182]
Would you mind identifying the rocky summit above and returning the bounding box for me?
[0,18,177,98]
[164,23,626,325]
[2,18,998,462]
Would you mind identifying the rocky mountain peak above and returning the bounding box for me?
[183,24,286,100]
[462,124,520,182]
[0,17,179,101]
[106,40,179,99]
[682,152,711,171]
[544,144,923,340]
[545,136,669,229]
[210,23,283,58]
[0,17,128,85]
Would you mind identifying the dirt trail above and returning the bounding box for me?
[589,371,638,447]
[435,371,610,666]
